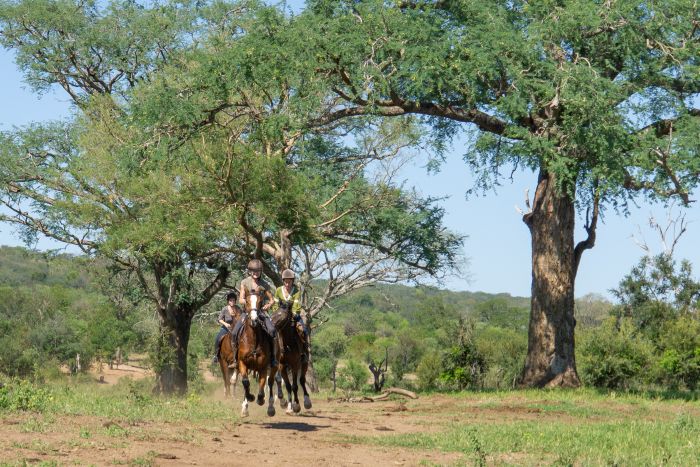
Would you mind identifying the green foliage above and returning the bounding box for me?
[439,321,487,390]
[416,353,442,390]
[577,318,655,390]
[656,317,700,390]
[0,378,52,412]
[0,247,146,378]
[337,360,368,392]
[612,254,700,340]
[474,326,527,389]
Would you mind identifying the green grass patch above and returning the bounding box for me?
[3,378,237,425]
[337,389,700,466]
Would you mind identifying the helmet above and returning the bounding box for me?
[247,259,263,273]
[281,269,295,280]
[225,291,238,302]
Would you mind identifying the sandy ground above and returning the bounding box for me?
[1,364,466,466]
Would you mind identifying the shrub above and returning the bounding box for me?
[337,360,367,392]
[474,326,526,389]
[577,318,654,390]
[655,316,700,390]
[0,379,52,412]
[416,353,441,390]
[440,339,486,390]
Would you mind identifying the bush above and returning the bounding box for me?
[416,353,441,390]
[337,360,367,392]
[474,326,526,389]
[577,318,655,390]
[0,379,53,412]
[440,338,486,390]
[655,316,700,390]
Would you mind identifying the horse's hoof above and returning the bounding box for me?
[267,406,276,417]
[257,396,265,406]
[304,397,312,410]
[241,411,249,418]
[245,394,255,402]
[293,402,301,413]
[279,398,287,408]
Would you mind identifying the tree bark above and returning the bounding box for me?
[519,170,581,388]
[153,306,193,395]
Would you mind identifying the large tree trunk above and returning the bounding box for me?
[153,306,193,395]
[519,170,581,388]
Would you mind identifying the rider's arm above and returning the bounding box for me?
[238,282,247,307]
[217,307,231,328]
[262,287,274,311]
[291,290,302,315]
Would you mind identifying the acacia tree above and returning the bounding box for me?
[1,0,462,392]
[283,0,700,387]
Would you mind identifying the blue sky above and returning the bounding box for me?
[1,47,698,299]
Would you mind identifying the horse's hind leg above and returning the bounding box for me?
[300,361,312,409]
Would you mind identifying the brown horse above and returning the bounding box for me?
[218,330,238,398]
[236,292,277,417]
[272,306,312,414]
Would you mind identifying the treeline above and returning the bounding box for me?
[2,246,699,394]
[0,246,150,378]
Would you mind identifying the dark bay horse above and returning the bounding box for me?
[272,305,312,414]
[236,291,277,417]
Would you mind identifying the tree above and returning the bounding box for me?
[283,0,700,386]
[312,324,348,391]
[0,0,462,394]
[0,0,251,394]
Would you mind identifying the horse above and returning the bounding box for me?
[236,291,277,418]
[218,328,239,398]
[272,304,312,414]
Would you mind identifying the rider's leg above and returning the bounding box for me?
[228,315,246,369]
[213,326,227,364]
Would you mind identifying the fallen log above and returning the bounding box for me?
[328,387,418,403]
[385,387,418,399]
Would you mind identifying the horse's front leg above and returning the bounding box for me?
[266,369,276,417]
[240,364,253,418]
[256,370,266,406]
[290,366,301,414]
[219,360,230,398]
[300,361,312,410]
[280,365,295,415]
[276,367,286,408]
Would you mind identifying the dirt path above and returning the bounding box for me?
[1,393,464,466]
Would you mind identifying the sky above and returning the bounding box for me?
[1,46,698,300]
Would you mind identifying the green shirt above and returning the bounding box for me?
[273,286,302,315]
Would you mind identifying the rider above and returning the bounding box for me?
[212,291,240,364]
[229,259,277,369]
[273,269,310,359]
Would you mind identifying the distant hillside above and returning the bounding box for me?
[0,246,96,290]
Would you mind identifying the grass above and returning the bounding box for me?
[336,388,700,466]
[22,377,235,425]
[3,377,700,465]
